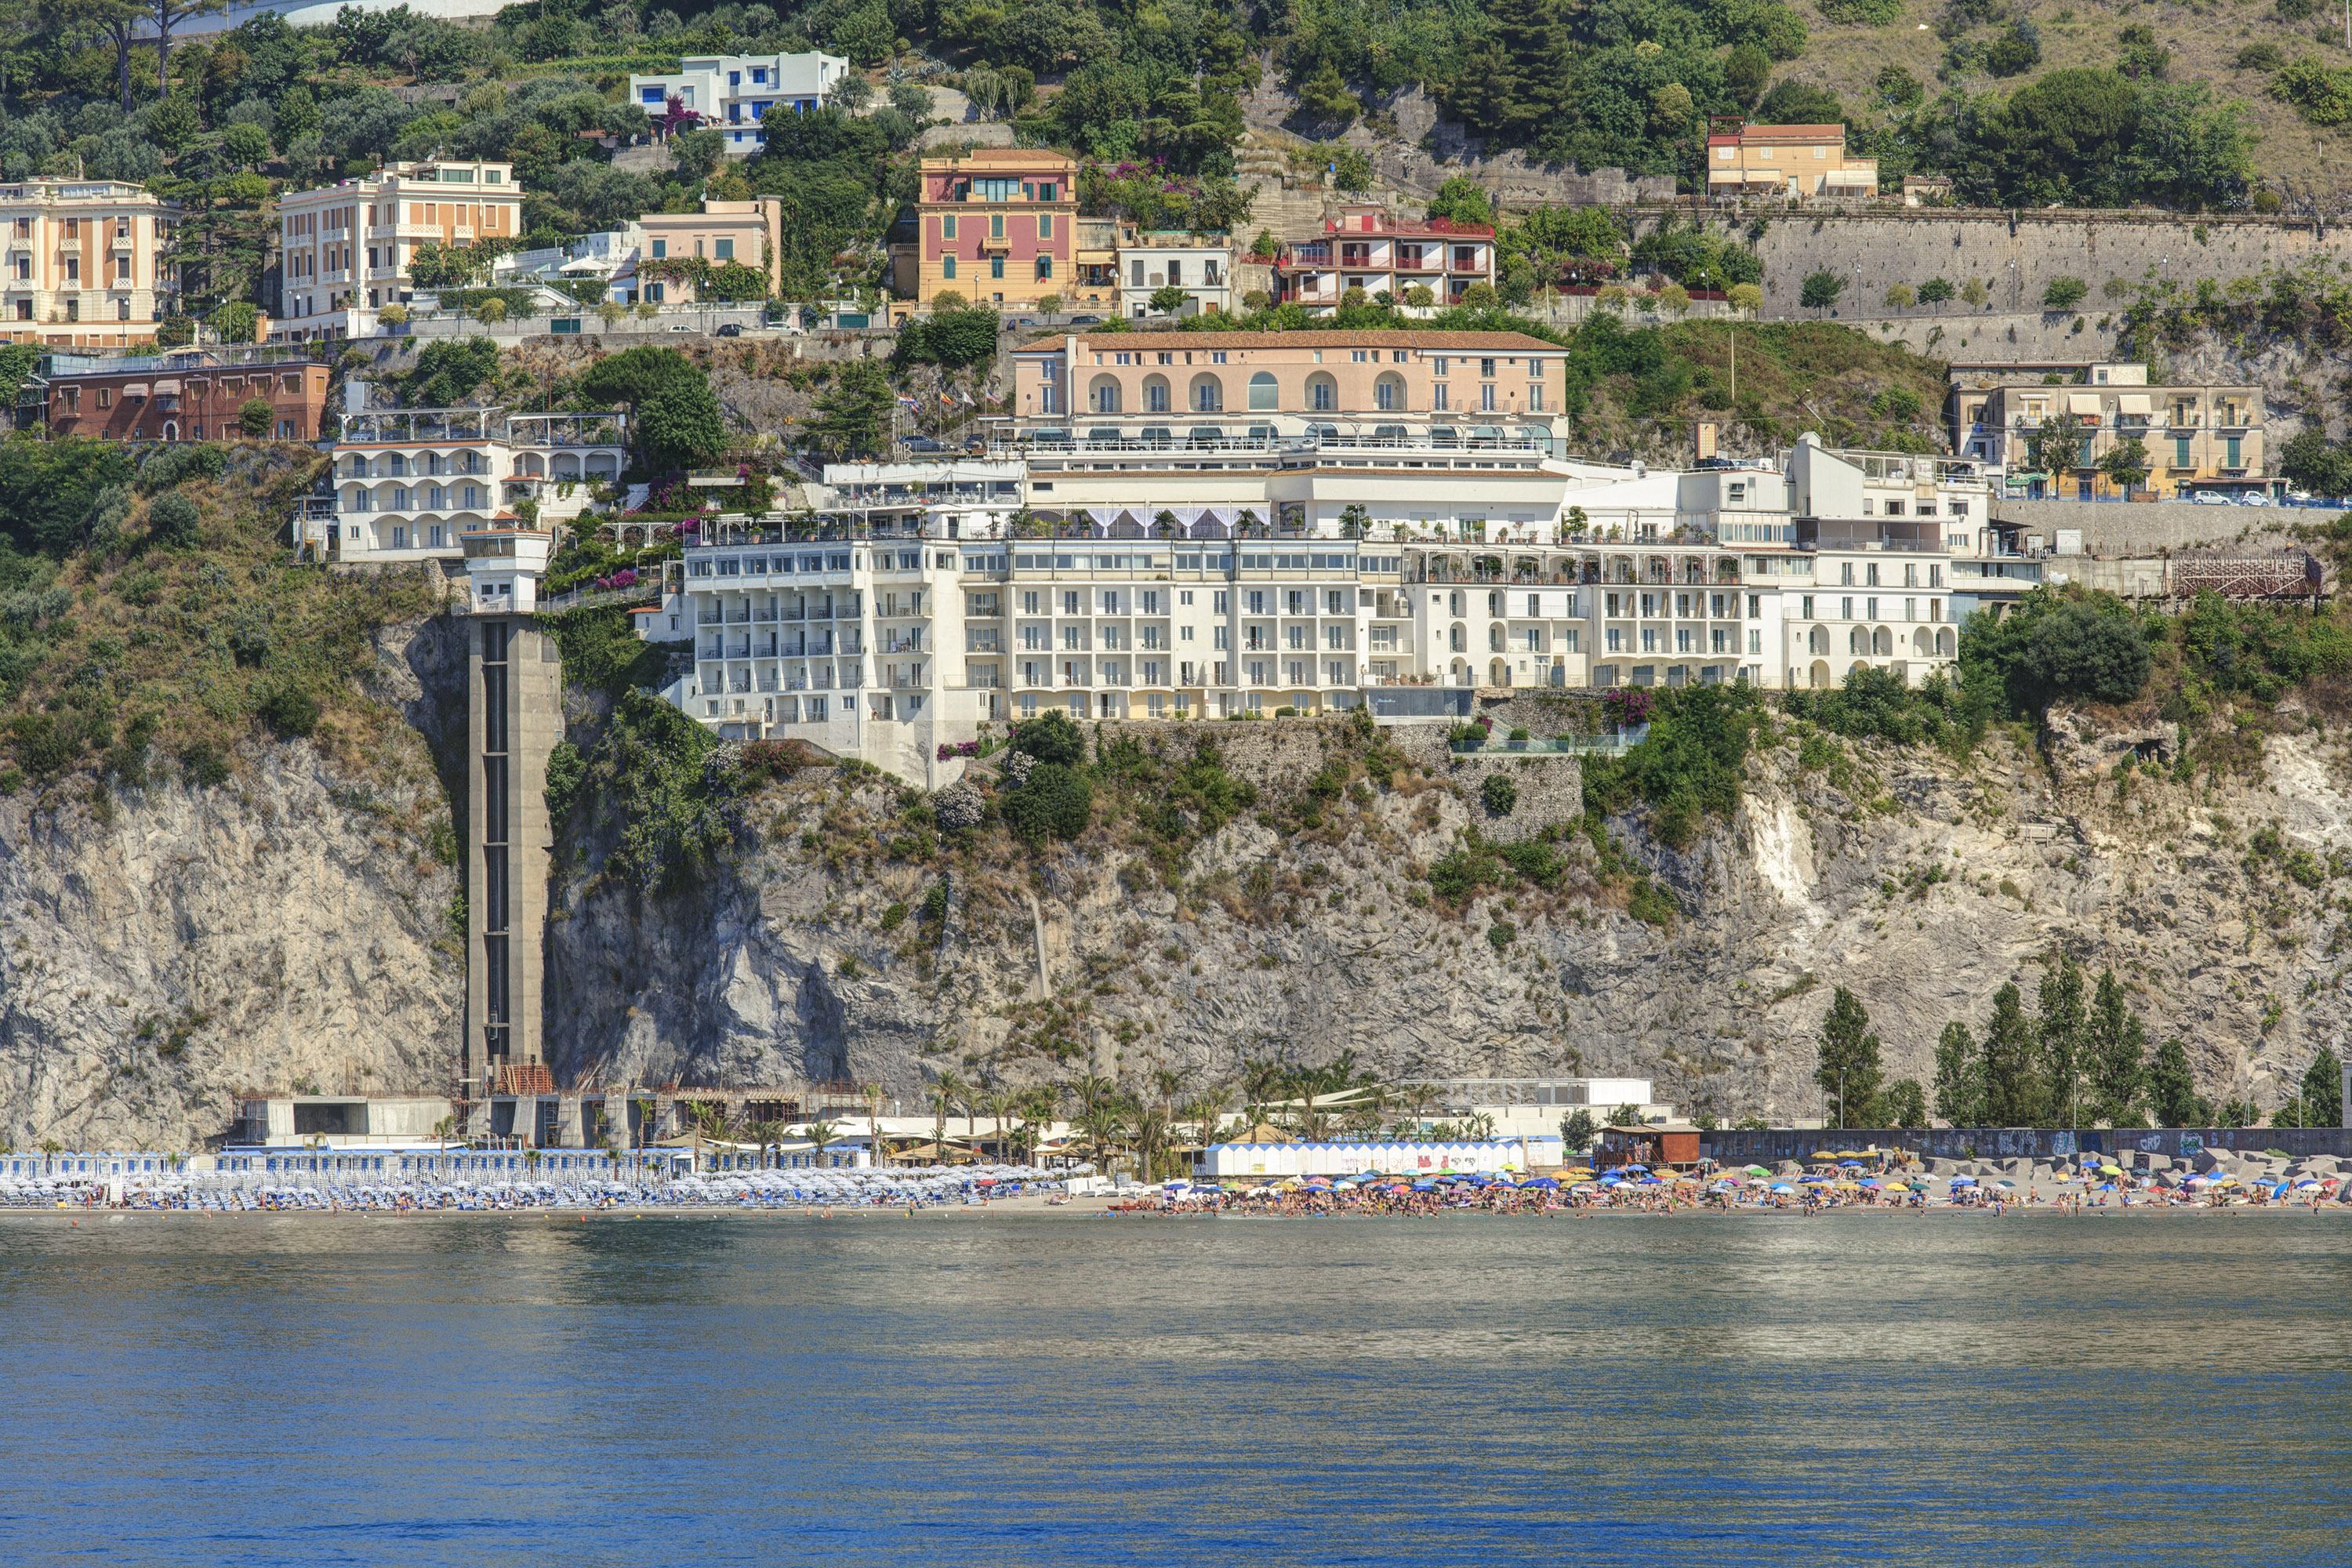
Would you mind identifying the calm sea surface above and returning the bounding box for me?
[1,1210,2347,1566]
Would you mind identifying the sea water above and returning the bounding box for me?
[1,1210,2347,1566]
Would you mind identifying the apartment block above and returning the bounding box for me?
[1947,361,2265,499]
[909,150,1080,310]
[638,198,786,302]
[1271,207,1495,314]
[627,51,851,155]
[1704,122,1878,200]
[320,404,627,564]
[275,160,523,339]
[0,179,181,350]
[43,350,330,442]
[1009,329,1571,450]
[1116,230,1233,319]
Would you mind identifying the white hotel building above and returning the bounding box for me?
[647,430,1984,784]
[310,401,629,564]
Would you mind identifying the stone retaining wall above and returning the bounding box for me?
[1704,1126,2352,1163]
[1990,499,2308,557]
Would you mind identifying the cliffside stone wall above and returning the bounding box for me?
[1990,498,2308,557]
[1748,210,2352,332]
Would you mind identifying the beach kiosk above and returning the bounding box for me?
[1594,1123,1703,1172]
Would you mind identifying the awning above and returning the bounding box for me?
[2067,392,2101,415]
[153,379,180,395]
[2118,393,2151,416]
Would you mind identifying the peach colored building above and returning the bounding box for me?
[1272,207,1494,314]
[909,149,1081,311]
[1704,122,1878,200]
[637,198,786,303]
[0,179,182,350]
[276,159,524,340]
[1007,329,1571,448]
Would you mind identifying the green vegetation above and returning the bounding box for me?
[1582,684,1765,850]
[0,445,440,793]
[1926,956,2169,1128]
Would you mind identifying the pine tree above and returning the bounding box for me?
[2036,953,2088,1128]
[2084,967,2146,1127]
[2146,1038,2201,1127]
[1932,1019,1984,1126]
[1982,983,2043,1126]
[2274,1046,2344,1128]
[1478,0,1569,144]
[1815,986,1885,1128]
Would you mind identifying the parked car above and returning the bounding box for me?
[905,436,946,453]
[715,322,744,337]
[1069,314,1102,325]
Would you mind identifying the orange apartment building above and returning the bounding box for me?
[1704,122,1878,200]
[0,179,182,350]
[275,159,524,340]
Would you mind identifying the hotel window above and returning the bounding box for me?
[652,239,666,258]
[2175,436,2191,467]
[1036,257,1053,281]
[989,212,1005,241]
[942,214,956,241]
[714,238,734,260]
[990,256,1005,279]
[1038,213,1053,238]
[942,256,956,279]
[1527,383,1543,411]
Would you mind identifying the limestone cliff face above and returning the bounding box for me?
[10,674,2351,1147]
[0,616,467,1152]
[543,714,2352,1120]
[0,748,463,1151]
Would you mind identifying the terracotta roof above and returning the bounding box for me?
[1012,329,1567,354]
[921,147,1076,167]
[1708,123,1846,144]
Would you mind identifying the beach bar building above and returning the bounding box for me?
[1594,1123,1704,1171]
[1199,1134,1563,1181]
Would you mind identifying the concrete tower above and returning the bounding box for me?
[461,524,561,1114]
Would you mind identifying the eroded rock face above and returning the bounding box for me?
[540,720,2352,1123]
[0,747,463,1150]
[12,681,2352,1146]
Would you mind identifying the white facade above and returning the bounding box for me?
[326,405,627,564]
[275,159,523,339]
[629,52,853,155]
[1117,234,1234,320]
[1200,1135,1566,1178]
[648,436,1977,779]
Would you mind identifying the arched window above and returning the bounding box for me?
[388,453,409,477]
[1089,376,1121,414]
[1808,625,1830,655]
[1189,373,1223,413]
[1143,374,1171,413]
[1872,626,1893,656]
[1374,371,1406,412]
[1936,627,1956,657]
[1247,372,1278,411]
[1849,627,1867,655]
[1306,372,1337,412]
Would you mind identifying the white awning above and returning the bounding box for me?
[153,379,181,396]
[2118,393,2151,416]
[2067,393,2101,415]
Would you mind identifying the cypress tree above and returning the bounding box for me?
[2085,968,2147,1127]
[1479,0,1570,144]
[2274,1046,2344,1128]
[2036,953,2087,1128]
[1815,985,1885,1127]
[1982,982,2043,1126]
[1932,1019,1985,1127]
[2146,1039,2201,1127]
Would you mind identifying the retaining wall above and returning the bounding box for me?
[1750,209,2352,326]
[1702,1126,2352,1164]
[1990,499,2308,557]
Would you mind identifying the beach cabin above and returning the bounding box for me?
[1595,1123,1703,1171]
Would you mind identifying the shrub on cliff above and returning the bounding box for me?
[1960,588,2151,717]
[1000,760,1091,844]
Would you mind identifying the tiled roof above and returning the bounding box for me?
[1708,123,1845,144]
[1013,329,1566,354]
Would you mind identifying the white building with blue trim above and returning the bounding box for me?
[628,52,853,155]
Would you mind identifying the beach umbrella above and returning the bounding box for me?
[1838,1160,1865,1170]
[1769,1183,1795,1194]
[1744,1165,1772,1177]
[2099,1163,2124,1176]
[1621,1163,1650,1173]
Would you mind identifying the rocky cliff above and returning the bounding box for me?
[10,622,2352,1145]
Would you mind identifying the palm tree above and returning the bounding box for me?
[982,1090,1014,1161]
[432,1114,457,1153]
[39,1137,60,1174]
[1073,1091,1132,1175]
[1181,1090,1229,1152]
[928,1070,968,1165]
[1016,1084,1062,1163]
[803,1117,838,1168]
[1132,1102,1173,1181]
